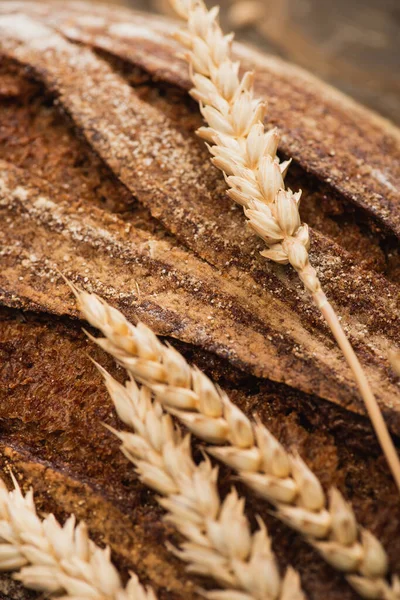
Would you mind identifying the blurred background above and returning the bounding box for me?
[126,0,400,124]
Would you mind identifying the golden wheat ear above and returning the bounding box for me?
[76,288,399,599]
[0,472,157,599]
[167,0,400,493]
[94,359,306,600]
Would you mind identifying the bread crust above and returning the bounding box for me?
[0,15,399,427]
[0,4,399,598]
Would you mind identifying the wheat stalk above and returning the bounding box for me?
[0,472,156,599]
[390,351,400,377]
[97,365,304,600]
[166,0,400,493]
[75,287,399,599]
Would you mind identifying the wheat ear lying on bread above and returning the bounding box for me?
[75,288,399,600]
[96,365,304,600]
[167,0,400,491]
[0,472,156,599]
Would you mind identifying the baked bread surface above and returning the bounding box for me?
[0,3,399,598]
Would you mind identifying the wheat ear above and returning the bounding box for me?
[166,0,400,492]
[75,288,399,600]
[0,472,156,599]
[97,365,304,600]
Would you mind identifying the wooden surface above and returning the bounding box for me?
[131,0,400,124]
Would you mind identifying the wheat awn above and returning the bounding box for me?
[166,0,400,493]
[76,287,399,599]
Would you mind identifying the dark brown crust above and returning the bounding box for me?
[0,17,399,429]
[2,0,398,236]
[0,161,376,414]
[1,157,400,432]
[1,307,400,600]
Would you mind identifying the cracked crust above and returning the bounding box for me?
[1,308,400,600]
[0,14,399,427]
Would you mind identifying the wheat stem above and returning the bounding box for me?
[97,363,305,600]
[314,290,400,492]
[167,0,400,493]
[390,351,400,377]
[0,472,156,599]
[76,288,400,599]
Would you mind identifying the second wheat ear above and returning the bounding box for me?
[0,474,156,600]
[98,365,305,600]
[168,0,400,492]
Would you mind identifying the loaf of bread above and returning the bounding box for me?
[0,2,399,598]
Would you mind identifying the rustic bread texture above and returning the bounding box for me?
[0,9,399,426]
[1,307,400,600]
[0,2,399,599]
